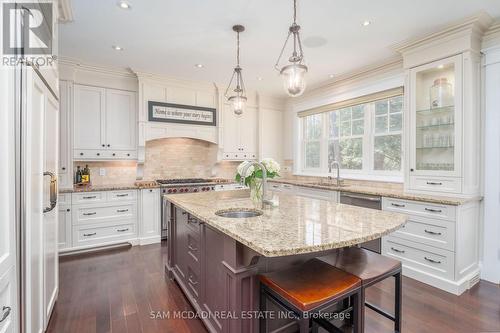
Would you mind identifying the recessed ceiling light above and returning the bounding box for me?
[194,64,204,68]
[112,45,123,51]
[362,20,371,26]
[329,74,334,78]
[117,1,131,9]
[437,64,444,69]
[257,77,263,81]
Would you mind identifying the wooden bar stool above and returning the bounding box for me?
[319,247,402,333]
[259,258,363,333]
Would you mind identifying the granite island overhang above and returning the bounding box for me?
[163,190,408,333]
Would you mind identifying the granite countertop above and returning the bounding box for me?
[165,190,408,257]
[270,179,480,206]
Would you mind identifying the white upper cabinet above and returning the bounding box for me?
[105,89,136,150]
[73,85,105,150]
[409,55,463,179]
[399,22,483,196]
[221,103,257,160]
[73,84,137,160]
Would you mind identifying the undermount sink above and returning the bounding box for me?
[215,208,263,218]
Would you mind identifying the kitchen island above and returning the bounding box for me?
[165,190,407,333]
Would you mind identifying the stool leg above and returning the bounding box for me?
[360,288,366,333]
[260,285,267,333]
[394,272,402,333]
[298,316,309,333]
[352,291,363,333]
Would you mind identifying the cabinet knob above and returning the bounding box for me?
[62,167,66,170]
[80,152,84,156]
[410,168,414,172]
[112,153,116,156]
[66,208,70,212]
[96,153,100,156]
[127,153,130,156]
[102,144,105,147]
[107,144,110,147]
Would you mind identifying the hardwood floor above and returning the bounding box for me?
[47,242,500,333]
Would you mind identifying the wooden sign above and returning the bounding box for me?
[148,101,216,126]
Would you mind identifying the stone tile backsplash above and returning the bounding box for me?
[74,138,241,185]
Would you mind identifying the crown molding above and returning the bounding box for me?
[292,56,403,104]
[482,21,500,51]
[58,56,137,78]
[58,0,74,23]
[133,69,218,91]
[392,11,493,54]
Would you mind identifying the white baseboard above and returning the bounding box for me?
[402,264,480,295]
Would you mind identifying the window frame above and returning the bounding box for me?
[298,94,404,181]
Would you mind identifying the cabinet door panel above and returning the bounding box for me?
[174,208,189,280]
[73,85,105,150]
[58,206,72,250]
[105,89,136,150]
[140,189,160,238]
[222,104,240,153]
[239,106,258,153]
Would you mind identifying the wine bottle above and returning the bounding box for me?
[75,166,82,184]
[82,164,90,184]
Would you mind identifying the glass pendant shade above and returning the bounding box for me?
[281,63,307,97]
[229,95,247,116]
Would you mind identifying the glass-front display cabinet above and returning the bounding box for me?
[409,54,462,180]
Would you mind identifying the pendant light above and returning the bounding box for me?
[275,0,308,97]
[225,25,247,116]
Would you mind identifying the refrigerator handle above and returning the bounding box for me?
[43,171,57,213]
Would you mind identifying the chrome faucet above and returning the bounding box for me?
[240,161,272,209]
[328,160,341,187]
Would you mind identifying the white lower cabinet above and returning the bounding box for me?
[58,194,72,250]
[382,197,480,295]
[138,188,161,245]
[60,189,162,253]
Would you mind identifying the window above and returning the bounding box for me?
[303,113,322,169]
[299,94,403,178]
[373,96,403,171]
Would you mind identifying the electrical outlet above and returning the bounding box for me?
[99,168,106,176]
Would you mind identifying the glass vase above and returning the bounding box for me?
[249,179,263,206]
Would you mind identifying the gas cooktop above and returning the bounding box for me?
[156,178,215,185]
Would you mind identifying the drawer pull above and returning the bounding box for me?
[83,195,97,199]
[181,211,187,215]
[424,229,442,236]
[188,245,198,251]
[391,203,406,208]
[117,228,129,232]
[425,208,442,213]
[188,276,198,285]
[83,212,96,216]
[424,257,442,264]
[116,194,129,197]
[391,247,405,254]
[117,209,129,213]
[426,181,443,186]
[83,232,96,237]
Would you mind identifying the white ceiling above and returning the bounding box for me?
[59,0,500,97]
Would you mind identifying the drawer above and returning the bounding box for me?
[409,176,462,194]
[295,186,335,201]
[383,197,455,221]
[73,223,136,247]
[108,190,137,202]
[72,191,106,204]
[74,149,107,160]
[187,234,200,265]
[110,150,137,159]
[74,202,136,225]
[185,214,202,234]
[222,152,257,160]
[383,236,454,280]
[186,265,200,300]
[391,217,455,251]
[58,193,72,205]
